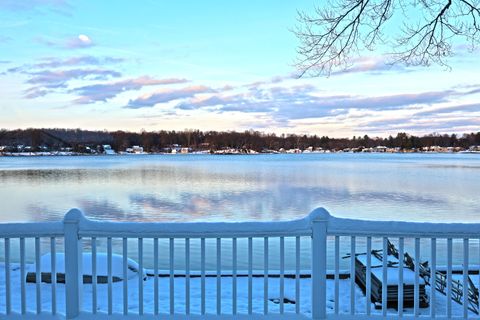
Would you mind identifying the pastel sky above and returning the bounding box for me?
[0,0,479,137]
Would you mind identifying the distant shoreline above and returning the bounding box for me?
[1,150,479,157]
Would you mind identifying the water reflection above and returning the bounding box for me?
[0,154,479,223]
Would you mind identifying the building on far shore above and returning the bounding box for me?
[125,146,144,154]
[103,145,116,155]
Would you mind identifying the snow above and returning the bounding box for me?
[58,207,480,239]
[356,255,426,285]
[0,263,476,318]
[37,253,144,281]
[64,207,329,238]
[327,214,480,236]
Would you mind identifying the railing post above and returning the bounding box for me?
[64,209,84,319]
[311,208,329,319]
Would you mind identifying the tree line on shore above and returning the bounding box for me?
[1,128,479,153]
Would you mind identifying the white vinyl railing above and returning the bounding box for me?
[1,207,480,319]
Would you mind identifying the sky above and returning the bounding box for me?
[0,0,479,138]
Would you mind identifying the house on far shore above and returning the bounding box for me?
[125,146,144,154]
[103,145,116,155]
[373,146,388,152]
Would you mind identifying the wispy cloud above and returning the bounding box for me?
[27,69,120,85]
[330,56,408,76]
[125,85,213,109]
[34,56,123,68]
[35,34,95,49]
[65,34,94,49]
[8,55,123,73]
[73,76,189,104]
[23,68,121,98]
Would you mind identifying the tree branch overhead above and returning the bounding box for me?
[294,0,480,76]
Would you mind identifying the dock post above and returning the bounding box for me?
[64,209,84,319]
[311,208,329,319]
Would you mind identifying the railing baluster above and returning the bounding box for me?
[138,237,143,315]
[366,236,372,315]
[217,238,221,315]
[35,237,41,314]
[185,238,190,315]
[50,237,56,315]
[295,236,300,314]
[201,238,206,315]
[398,237,404,317]
[122,237,128,315]
[334,236,339,314]
[92,237,97,314]
[280,236,285,314]
[248,237,253,315]
[20,237,26,315]
[350,236,355,315]
[232,237,237,315]
[430,238,436,318]
[5,238,11,315]
[169,238,174,315]
[107,237,112,315]
[311,212,327,319]
[463,238,469,319]
[382,237,387,316]
[154,238,159,315]
[447,238,452,318]
[264,237,269,314]
[414,237,420,316]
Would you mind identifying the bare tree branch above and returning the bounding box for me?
[294,0,480,76]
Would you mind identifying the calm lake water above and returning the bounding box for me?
[0,153,479,223]
[0,153,479,269]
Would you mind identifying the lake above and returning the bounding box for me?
[0,153,478,223]
[0,153,479,269]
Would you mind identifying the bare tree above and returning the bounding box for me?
[294,0,480,76]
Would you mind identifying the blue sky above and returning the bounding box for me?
[0,0,479,137]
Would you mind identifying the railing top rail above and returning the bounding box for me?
[66,208,328,238]
[0,221,63,237]
[1,207,479,239]
[326,214,480,238]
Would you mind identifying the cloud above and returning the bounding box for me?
[414,103,480,117]
[34,56,124,68]
[35,34,95,49]
[73,76,189,104]
[364,117,480,134]
[7,55,124,74]
[243,74,296,88]
[175,84,455,123]
[66,34,94,49]
[330,56,408,76]
[27,69,120,85]
[22,68,121,98]
[125,85,213,109]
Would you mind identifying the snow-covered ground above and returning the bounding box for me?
[0,263,476,317]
